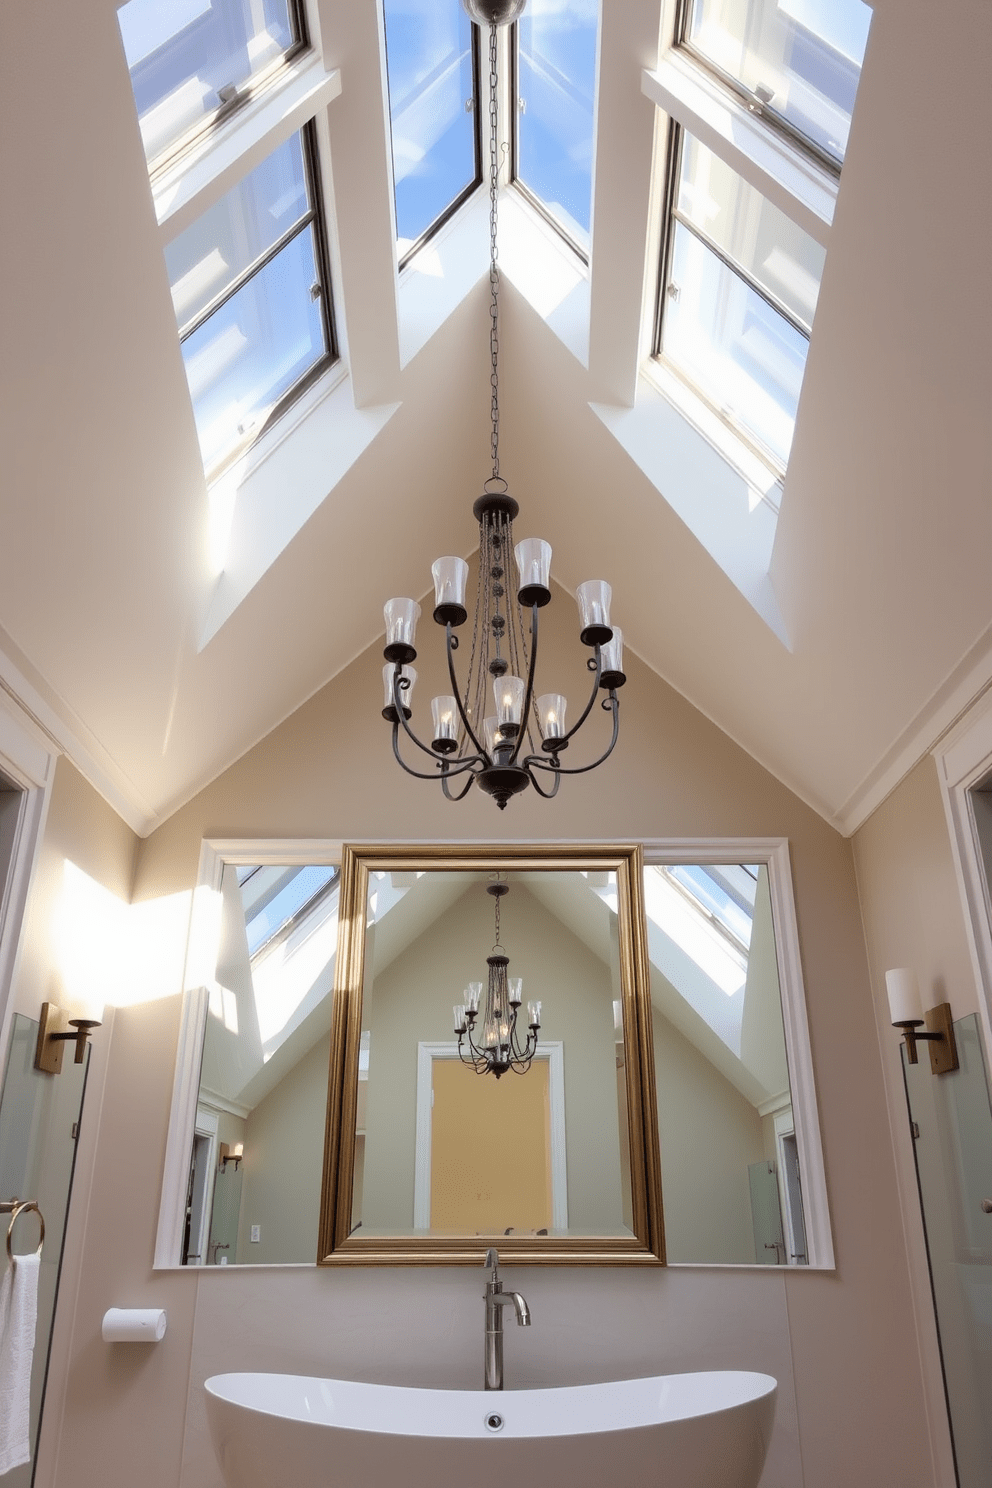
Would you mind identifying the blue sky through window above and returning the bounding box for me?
[517,0,598,252]
[383,1,478,252]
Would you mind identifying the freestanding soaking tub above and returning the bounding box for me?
[205,1369,777,1488]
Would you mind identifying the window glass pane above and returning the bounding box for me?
[517,0,598,251]
[383,0,477,252]
[164,133,310,331]
[118,0,298,163]
[179,224,327,472]
[678,135,825,331]
[687,0,872,162]
[663,220,809,466]
[242,865,339,957]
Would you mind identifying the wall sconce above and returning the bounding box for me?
[885,969,959,1075]
[34,1002,101,1074]
[219,1143,243,1173]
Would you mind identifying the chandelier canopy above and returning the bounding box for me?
[381,3,626,810]
[453,878,540,1078]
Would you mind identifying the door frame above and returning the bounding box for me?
[413,1040,568,1230]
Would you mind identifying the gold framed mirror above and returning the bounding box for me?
[318,844,664,1265]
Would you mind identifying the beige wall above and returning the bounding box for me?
[28,625,939,1488]
[654,1007,766,1264]
[853,754,980,1487]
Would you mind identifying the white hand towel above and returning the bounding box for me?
[0,1253,40,1475]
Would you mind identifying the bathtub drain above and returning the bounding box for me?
[485,1412,505,1433]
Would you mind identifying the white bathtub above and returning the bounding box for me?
[205,1369,777,1488]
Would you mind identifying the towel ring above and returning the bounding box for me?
[7,1201,44,1263]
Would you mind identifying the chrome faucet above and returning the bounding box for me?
[483,1247,530,1391]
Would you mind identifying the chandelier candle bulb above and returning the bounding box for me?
[465,982,482,1014]
[599,627,627,690]
[431,695,460,753]
[886,968,924,1025]
[514,538,553,607]
[483,716,505,759]
[383,598,421,663]
[576,581,613,647]
[494,675,525,731]
[508,977,523,1007]
[431,557,469,625]
[382,664,416,721]
[527,1000,542,1029]
[537,693,567,744]
[453,1004,467,1034]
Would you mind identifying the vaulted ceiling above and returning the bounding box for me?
[1,0,990,838]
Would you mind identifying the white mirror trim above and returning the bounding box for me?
[156,836,833,1269]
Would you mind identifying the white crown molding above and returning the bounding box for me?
[835,619,992,836]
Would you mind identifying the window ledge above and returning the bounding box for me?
[198,366,399,650]
[591,371,789,647]
[155,56,342,244]
[642,55,835,247]
[397,192,490,369]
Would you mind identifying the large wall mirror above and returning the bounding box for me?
[156,839,832,1269]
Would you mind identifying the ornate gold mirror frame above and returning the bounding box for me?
[318,844,664,1265]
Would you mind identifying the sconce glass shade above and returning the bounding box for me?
[508,977,523,1006]
[576,580,613,646]
[465,981,483,1013]
[382,664,416,721]
[515,538,552,607]
[886,968,923,1025]
[431,557,469,625]
[384,598,421,662]
[431,695,460,753]
[527,1000,542,1028]
[483,716,505,757]
[599,626,626,689]
[493,675,525,730]
[537,692,567,741]
[453,1004,467,1033]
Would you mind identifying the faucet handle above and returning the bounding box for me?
[483,1246,500,1280]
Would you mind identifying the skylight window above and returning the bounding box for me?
[514,0,599,255]
[655,130,825,468]
[163,125,335,477]
[681,0,871,166]
[239,864,339,960]
[383,0,480,260]
[118,0,305,168]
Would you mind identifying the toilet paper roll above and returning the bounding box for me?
[102,1308,167,1343]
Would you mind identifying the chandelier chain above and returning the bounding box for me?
[488,22,500,482]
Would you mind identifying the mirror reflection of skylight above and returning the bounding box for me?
[118,0,302,166]
[659,130,821,468]
[643,865,753,996]
[163,127,333,477]
[383,0,479,257]
[685,0,872,164]
[240,864,339,959]
[516,0,599,254]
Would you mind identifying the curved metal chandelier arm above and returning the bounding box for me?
[527,765,561,799]
[555,644,604,747]
[445,623,488,759]
[524,694,620,776]
[391,725,482,782]
[441,768,477,801]
[507,603,540,767]
[392,671,452,763]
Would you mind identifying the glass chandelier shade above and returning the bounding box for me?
[380,5,625,810]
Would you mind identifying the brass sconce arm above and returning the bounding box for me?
[34,1002,101,1074]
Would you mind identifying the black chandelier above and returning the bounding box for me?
[453,878,540,1078]
[381,0,626,812]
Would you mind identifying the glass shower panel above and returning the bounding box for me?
[0,1014,89,1488]
[903,1014,992,1488]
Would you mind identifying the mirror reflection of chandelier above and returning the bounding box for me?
[380,0,626,812]
[453,879,541,1078]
